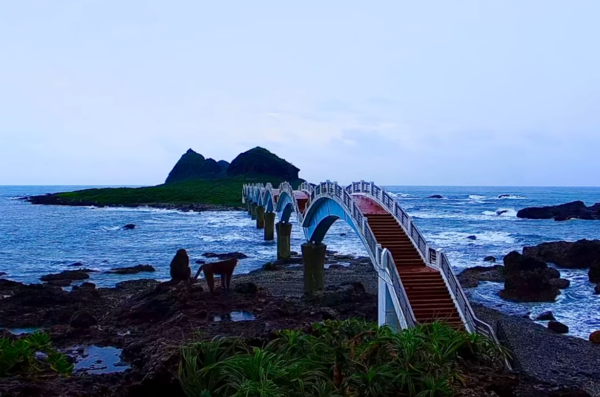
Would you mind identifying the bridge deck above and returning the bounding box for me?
[357,197,463,329]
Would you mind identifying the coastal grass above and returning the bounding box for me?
[178,319,507,397]
[0,331,73,378]
[53,178,253,208]
[48,176,302,209]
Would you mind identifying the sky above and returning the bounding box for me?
[1,1,599,186]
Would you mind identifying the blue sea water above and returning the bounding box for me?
[1,185,599,338]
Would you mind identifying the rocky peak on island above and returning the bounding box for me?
[165,149,228,184]
[226,147,300,182]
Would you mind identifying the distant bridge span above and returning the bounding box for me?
[242,180,498,340]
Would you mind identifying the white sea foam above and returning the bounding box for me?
[101,226,121,232]
[468,195,486,200]
[429,231,515,246]
[481,208,517,217]
[496,195,526,200]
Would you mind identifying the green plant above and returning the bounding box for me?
[0,332,73,378]
[178,319,508,397]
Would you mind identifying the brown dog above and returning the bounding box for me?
[169,248,191,282]
[194,258,238,293]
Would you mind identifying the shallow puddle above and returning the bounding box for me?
[69,345,130,375]
[212,311,255,322]
[0,327,42,335]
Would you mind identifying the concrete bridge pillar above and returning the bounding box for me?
[251,203,257,220]
[276,221,292,260]
[256,206,265,229]
[264,212,275,240]
[301,242,326,294]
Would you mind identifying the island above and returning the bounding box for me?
[25,147,303,211]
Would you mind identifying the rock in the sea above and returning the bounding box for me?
[202,252,248,260]
[70,310,97,328]
[107,264,156,275]
[457,265,505,289]
[483,256,496,262]
[195,259,206,265]
[589,330,600,344]
[498,194,511,198]
[517,200,600,220]
[550,278,571,289]
[234,282,258,294]
[589,260,600,283]
[467,235,477,240]
[535,311,555,321]
[68,262,84,267]
[548,320,569,334]
[40,270,93,282]
[427,194,444,199]
[523,239,600,269]
[123,224,136,230]
[46,279,72,287]
[500,252,559,302]
[0,272,6,276]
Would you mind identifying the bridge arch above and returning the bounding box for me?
[275,190,295,223]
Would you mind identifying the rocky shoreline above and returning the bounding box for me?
[517,200,600,221]
[1,252,599,396]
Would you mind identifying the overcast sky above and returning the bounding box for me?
[1,1,599,186]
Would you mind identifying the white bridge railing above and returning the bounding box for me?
[242,180,498,344]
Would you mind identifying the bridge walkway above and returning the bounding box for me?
[354,195,463,328]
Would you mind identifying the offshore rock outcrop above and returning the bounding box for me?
[499,251,563,302]
[517,201,600,220]
[226,147,300,182]
[165,149,227,183]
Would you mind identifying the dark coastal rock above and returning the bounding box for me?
[45,279,72,287]
[328,264,347,270]
[227,147,300,181]
[535,311,555,321]
[548,390,592,397]
[165,149,228,184]
[458,265,505,288]
[202,252,248,260]
[589,260,600,283]
[123,224,136,230]
[234,282,259,294]
[195,259,206,265]
[589,331,600,344]
[467,235,477,240]
[68,262,84,267]
[107,264,156,275]
[40,269,94,282]
[72,282,96,292]
[498,194,511,198]
[548,320,569,334]
[504,251,548,273]
[261,262,284,271]
[550,278,570,289]
[483,256,496,263]
[69,310,97,328]
[500,252,560,302]
[427,194,444,199]
[0,272,6,276]
[517,200,600,220]
[523,239,600,269]
[496,209,509,216]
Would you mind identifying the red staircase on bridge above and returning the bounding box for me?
[354,196,463,329]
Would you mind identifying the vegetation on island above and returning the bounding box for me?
[178,319,507,397]
[27,147,303,209]
[0,332,73,378]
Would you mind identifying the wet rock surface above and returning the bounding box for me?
[458,265,505,288]
[202,251,248,260]
[106,265,156,275]
[40,269,95,282]
[517,200,600,220]
[1,255,599,396]
[499,251,562,302]
[523,239,600,270]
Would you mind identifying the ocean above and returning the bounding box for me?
[1,185,599,338]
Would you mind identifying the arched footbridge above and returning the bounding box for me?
[242,180,498,341]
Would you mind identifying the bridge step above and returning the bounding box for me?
[366,212,463,329]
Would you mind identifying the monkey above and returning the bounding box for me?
[169,248,191,282]
[194,258,238,293]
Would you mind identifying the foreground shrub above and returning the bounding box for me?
[178,319,507,397]
[0,332,73,377]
